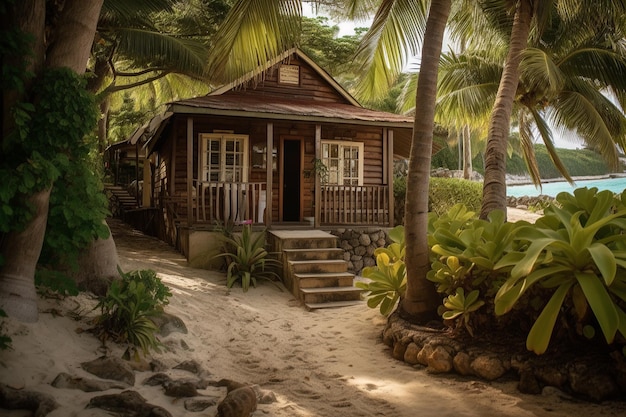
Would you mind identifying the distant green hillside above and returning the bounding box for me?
[432,144,614,179]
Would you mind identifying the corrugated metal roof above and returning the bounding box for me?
[170,94,414,127]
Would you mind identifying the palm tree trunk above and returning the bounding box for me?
[399,0,451,323]
[480,0,533,219]
[463,124,472,179]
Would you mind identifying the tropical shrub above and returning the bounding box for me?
[213,225,282,292]
[93,269,171,359]
[35,269,80,297]
[495,188,626,354]
[393,176,482,225]
[357,225,406,316]
[427,204,526,333]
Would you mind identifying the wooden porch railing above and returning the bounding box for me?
[194,180,267,225]
[320,184,389,226]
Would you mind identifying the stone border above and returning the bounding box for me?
[382,312,626,402]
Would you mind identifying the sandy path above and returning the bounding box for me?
[1,218,624,417]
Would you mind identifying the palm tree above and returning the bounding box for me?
[350,0,455,321]
[479,0,626,218]
[435,30,626,186]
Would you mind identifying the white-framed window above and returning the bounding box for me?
[198,133,249,182]
[321,140,364,185]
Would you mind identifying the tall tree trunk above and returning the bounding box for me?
[399,0,451,323]
[0,0,104,322]
[462,124,472,179]
[480,0,533,219]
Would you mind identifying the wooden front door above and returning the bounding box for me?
[281,139,302,221]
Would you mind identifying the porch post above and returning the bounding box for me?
[388,129,395,227]
[187,117,194,226]
[266,123,273,227]
[314,124,321,228]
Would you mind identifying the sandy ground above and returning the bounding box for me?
[1,213,625,417]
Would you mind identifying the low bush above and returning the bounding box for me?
[213,225,282,292]
[393,176,483,224]
[357,226,406,316]
[93,269,171,360]
[368,188,626,355]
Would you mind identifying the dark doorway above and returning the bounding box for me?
[282,139,301,221]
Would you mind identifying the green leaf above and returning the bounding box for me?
[575,272,619,343]
[526,281,574,354]
[586,243,616,286]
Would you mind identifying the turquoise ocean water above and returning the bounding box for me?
[506,176,626,197]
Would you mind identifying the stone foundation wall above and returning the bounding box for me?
[328,228,392,274]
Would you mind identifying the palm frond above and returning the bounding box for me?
[531,107,574,184]
[549,86,622,170]
[520,47,565,100]
[353,0,428,101]
[207,0,302,83]
[113,28,209,76]
[559,47,626,92]
[435,51,501,128]
[518,110,543,186]
[101,0,175,25]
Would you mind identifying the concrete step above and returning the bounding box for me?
[295,272,355,289]
[305,300,364,310]
[283,248,344,261]
[269,230,338,250]
[289,259,348,274]
[300,286,363,304]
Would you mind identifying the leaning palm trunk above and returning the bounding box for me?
[399,0,451,323]
[480,0,533,219]
[0,0,104,322]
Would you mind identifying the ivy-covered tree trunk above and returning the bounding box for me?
[0,0,105,322]
[400,0,451,323]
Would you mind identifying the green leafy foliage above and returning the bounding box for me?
[213,225,282,292]
[1,67,105,269]
[442,288,485,336]
[495,188,626,354]
[35,269,80,297]
[393,176,483,224]
[357,226,407,316]
[93,269,171,359]
[0,309,12,351]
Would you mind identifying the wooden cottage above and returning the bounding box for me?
[124,48,422,307]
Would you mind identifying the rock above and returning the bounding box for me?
[142,373,172,387]
[87,390,172,417]
[471,355,507,381]
[51,372,129,392]
[217,386,257,417]
[426,345,453,373]
[569,362,620,401]
[358,234,371,246]
[518,371,542,394]
[151,312,188,337]
[184,398,218,412]
[164,381,198,398]
[173,359,202,374]
[403,342,420,365]
[0,383,59,417]
[81,356,135,386]
[453,352,472,376]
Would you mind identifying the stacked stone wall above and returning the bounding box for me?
[329,228,391,274]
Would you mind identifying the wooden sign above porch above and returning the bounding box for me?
[278,64,300,85]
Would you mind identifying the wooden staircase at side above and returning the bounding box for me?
[104,184,139,212]
[269,230,363,310]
